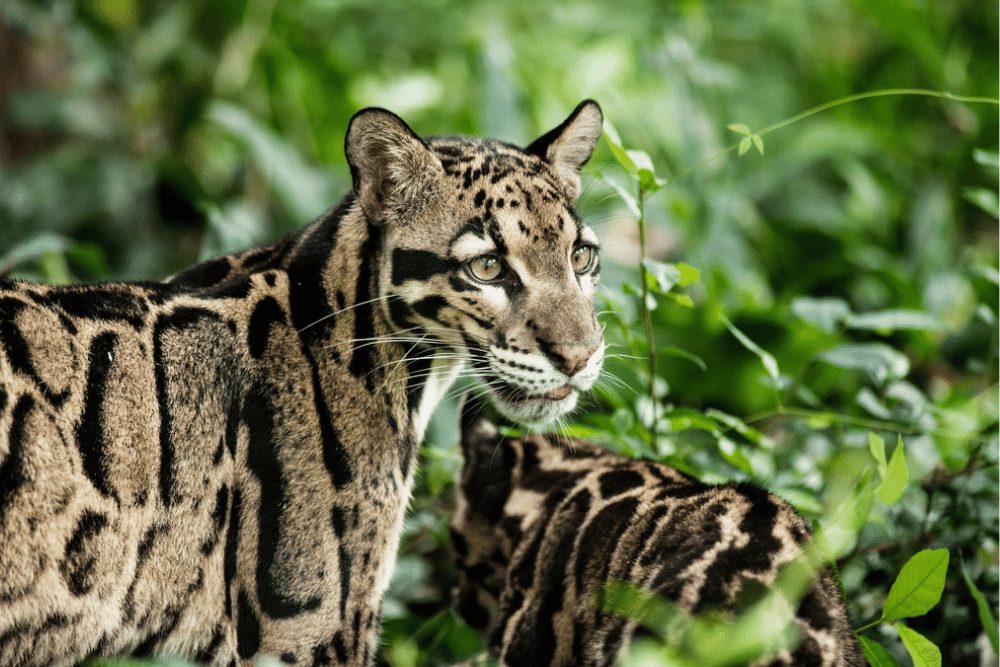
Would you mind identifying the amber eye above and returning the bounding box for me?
[571,245,597,274]
[466,254,504,282]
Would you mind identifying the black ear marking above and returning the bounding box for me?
[525,100,603,199]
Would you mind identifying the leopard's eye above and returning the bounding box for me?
[466,254,504,282]
[571,245,597,274]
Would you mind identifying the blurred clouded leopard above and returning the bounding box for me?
[0,101,606,665]
[452,395,863,666]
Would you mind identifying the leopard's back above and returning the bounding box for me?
[452,398,864,667]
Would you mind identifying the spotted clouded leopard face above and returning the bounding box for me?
[346,101,605,425]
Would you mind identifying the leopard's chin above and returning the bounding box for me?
[485,382,579,427]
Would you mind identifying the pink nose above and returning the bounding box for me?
[547,343,596,377]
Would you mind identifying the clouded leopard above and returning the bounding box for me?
[0,101,606,665]
[452,395,864,666]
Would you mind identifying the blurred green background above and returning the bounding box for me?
[1,1,997,665]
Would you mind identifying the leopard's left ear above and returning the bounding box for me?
[525,100,603,199]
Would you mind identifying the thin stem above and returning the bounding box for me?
[853,618,884,634]
[637,185,658,446]
[665,88,999,186]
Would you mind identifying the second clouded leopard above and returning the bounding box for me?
[0,101,606,665]
[452,395,864,666]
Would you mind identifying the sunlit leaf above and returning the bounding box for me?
[751,134,764,155]
[896,624,942,667]
[847,309,943,333]
[879,436,908,504]
[738,136,752,156]
[603,122,638,174]
[883,549,949,622]
[676,262,701,286]
[819,343,910,385]
[868,432,888,478]
[962,187,999,219]
[791,297,851,333]
[727,123,752,136]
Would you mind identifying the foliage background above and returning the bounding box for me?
[1,1,997,665]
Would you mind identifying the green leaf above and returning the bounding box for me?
[960,556,999,652]
[883,549,950,622]
[727,123,752,136]
[721,315,780,384]
[0,233,73,276]
[603,122,638,174]
[666,292,694,308]
[868,432,888,478]
[677,262,700,286]
[625,149,666,191]
[896,624,942,667]
[738,136,752,156]
[879,436,908,504]
[962,186,1000,219]
[858,637,900,667]
[603,176,641,217]
[791,297,851,333]
[207,102,333,221]
[751,134,764,155]
[643,258,681,293]
[973,148,999,170]
[819,343,910,385]
[846,309,942,333]
[718,436,754,474]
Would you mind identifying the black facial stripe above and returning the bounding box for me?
[410,295,495,331]
[390,249,459,285]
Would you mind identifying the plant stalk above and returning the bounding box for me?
[637,185,657,445]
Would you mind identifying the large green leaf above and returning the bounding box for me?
[896,624,942,667]
[883,549,949,622]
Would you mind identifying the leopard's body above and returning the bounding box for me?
[452,397,864,666]
[0,102,607,665]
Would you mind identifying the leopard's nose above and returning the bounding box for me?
[545,343,598,377]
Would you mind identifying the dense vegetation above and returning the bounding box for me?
[1,1,996,665]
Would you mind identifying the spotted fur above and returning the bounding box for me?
[0,102,606,665]
[452,396,864,666]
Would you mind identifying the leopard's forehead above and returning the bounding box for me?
[428,136,568,202]
[421,136,592,269]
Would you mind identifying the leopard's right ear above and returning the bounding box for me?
[344,108,443,224]
[459,392,499,456]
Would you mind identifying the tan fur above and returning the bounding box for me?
[452,396,864,667]
[0,103,606,665]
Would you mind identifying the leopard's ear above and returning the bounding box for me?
[525,100,603,199]
[345,108,443,224]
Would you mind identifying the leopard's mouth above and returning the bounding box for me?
[482,377,578,426]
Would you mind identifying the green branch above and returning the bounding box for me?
[667,88,999,185]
